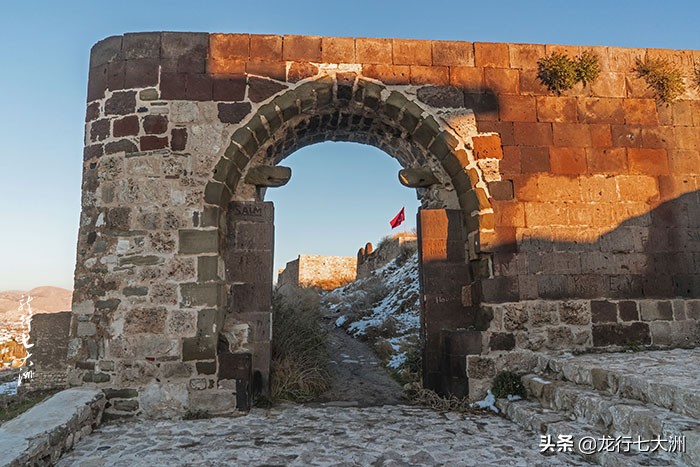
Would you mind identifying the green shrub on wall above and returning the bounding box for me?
[575,50,601,86]
[537,50,601,94]
[537,52,577,94]
[491,371,526,399]
[633,57,685,103]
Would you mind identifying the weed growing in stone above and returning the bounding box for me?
[575,50,601,86]
[491,371,526,399]
[624,339,642,352]
[633,57,685,103]
[537,53,578,94]
[537,51,600,94]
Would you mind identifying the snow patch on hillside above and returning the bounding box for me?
[323,252,420,375]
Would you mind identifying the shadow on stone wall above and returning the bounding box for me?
[481,189,700,303]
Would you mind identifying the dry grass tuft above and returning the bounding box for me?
[270,288,331,402]
[403,382,476,413]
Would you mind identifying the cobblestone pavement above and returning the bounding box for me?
[58,404,590,466]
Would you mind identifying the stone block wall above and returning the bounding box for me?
[23,312,72,391]
[466,298,700,398]
[357,234,417,278]
[276,258,300,288]
[278,254,356,290]
[72,32,700,411]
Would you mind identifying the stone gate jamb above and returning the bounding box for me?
[221,201,274,407]
[418,209,481,397]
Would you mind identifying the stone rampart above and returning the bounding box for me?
[278,254,356,290]
[357,234,417,278]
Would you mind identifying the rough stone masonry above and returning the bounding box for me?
[66,32,700,417]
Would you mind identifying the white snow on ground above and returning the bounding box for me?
[322,252,420,375]
[471,390,500,413]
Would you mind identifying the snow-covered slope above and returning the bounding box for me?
[322,251,420,375]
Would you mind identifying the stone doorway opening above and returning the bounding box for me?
[263,141,421,406]
[211,79,485,408]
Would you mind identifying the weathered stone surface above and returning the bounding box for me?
[182,336,217,361]
[398,168,439,187]
[103,388,138,399]
[113,115,139,137]
[591,300,617,323]
[489,332,515,351]
[558,301,591,325]
[122,32,161,60]
[248,77,287,103]
[181,283,222,308]
[618,301,639,321]
[243,165,291,187]
[179,229,219,254]
[592,322,651,347]
[143,115,168,134]
[139,383,188,419]
[90,119,110,141]
[104,139,138,155]
[124,308,167,334]
[467,356,496,379]
[217,102,252,124]
[111,399,139,412]
[170,128,188,151]
[105,91,136,116]
[196,361,216,375]
[416,86,464,108]
[640,300,674,321]
[161,32,208,73]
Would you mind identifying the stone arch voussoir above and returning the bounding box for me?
[204,75,492,219]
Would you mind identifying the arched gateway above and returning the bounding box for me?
[67,33,700,418]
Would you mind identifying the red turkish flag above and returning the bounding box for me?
[389,207,406,229]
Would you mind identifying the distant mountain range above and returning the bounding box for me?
[0,287,72,323]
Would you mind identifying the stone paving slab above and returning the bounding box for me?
[536,348,700,419]
[0,389,105,467]
[58,404,590,466]
[540,348,700,386]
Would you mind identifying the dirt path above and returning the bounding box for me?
[314,314,403,407]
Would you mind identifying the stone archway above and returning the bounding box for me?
[68,32,700,418]
[69,32,505,417]
[201,76,491,404]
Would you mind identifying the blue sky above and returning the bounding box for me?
[1,1,699,290]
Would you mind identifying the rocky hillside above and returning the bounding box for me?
[0,286,72,322]
[322,249,421,380]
